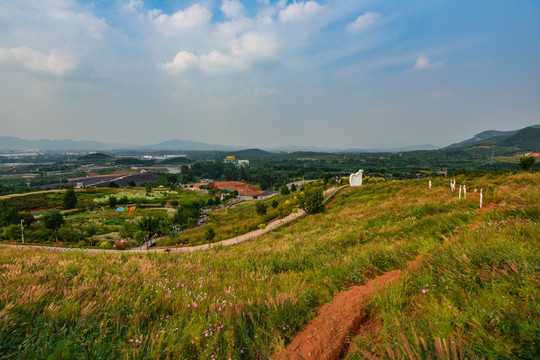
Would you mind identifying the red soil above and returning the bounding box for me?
[273,258,421,360]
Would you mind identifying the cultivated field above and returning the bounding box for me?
[0,172,538,359]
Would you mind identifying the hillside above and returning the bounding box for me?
[446,125,540,149]
[0,172,538,358]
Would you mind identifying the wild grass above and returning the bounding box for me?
[0,173,537,359]
[159,194,297,246]
[347,173,540,360]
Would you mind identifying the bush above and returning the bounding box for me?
[280,185,290,195]
[255,201,268,216]
[519,155,535,171]
[58,225,86,243]
[99,241,112,249]
[299,188,324,214]
[205,226,216,242]
[0,200,18,226]
[27,228,54,243]
[2,224,20,240]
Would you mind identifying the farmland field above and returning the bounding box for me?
[0,172,538,359]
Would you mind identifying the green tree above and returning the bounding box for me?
[109,181,119,188]
[137,216,161,242]
[109,196,118,208]
[145,183,153,195]
[205,226,216,242]
[18,211,35,228]
[63,187,77,209]
[127,180,136,187]
[279,185,290,195]
[42,210,65,242]
[519,155,535,171]
[255,201,267,216]
[271,199,279,209]
[0,200,18,226]
[290,184,297,192]
[299,188,324,214]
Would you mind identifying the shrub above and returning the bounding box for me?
[299,188,324,214]
[519,155,535,171]
[99,241,112,249]
[1,224,20,240]
[255,201,268,216]
[205,226,216,242]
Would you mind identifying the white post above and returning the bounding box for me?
[479,189,483,209]
[429,180,432,189]
[463,185,467,198]
[20,219,25,244]
[459,185,462,200]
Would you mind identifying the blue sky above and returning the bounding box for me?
[0,0,539,149]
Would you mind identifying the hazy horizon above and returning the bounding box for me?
[1,1,539,149]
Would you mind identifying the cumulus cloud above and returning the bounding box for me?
[160,31,279,74]
[221,0,244,19]
[0,47,75,76]
[159,51,199,73]
[151,4,211,31]
[278,1,322,23]
[347,12,378,33]
[231,31,278,58]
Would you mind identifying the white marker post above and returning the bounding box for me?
[429,180,432,189]
[480,189,483,209]
[459,185,462,200]
[463,185,467,198]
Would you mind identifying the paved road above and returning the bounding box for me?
[0,186,347,254]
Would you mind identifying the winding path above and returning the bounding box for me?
[1,186,347,254]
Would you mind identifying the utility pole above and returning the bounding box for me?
[20,219,25,244]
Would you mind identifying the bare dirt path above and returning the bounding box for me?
[272,258,421,360]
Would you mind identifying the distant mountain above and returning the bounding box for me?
[0,136,116,152]
[0,136,239,152]
[137,139,240,152]
[446,125,540,149]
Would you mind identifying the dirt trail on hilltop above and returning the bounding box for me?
[272,258,421,360]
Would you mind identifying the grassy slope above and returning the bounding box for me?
[0,173,538,359]
[348,173,540,359]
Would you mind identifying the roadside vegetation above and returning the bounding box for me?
[0,172,537,359]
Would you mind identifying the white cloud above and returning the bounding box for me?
[278,1,322,23]
[200,51,240,73]
[160,30,279,74]
[122,0,144,13]
[221,0,244,19]
[231,31,278,58]
[0,47,75,76]
[414,55,431,69]
[347,12,378,33]
[159,51,199,73]
[152,4,211,31]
